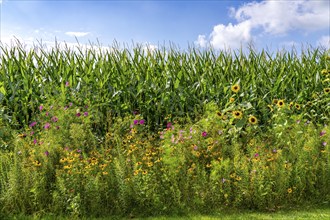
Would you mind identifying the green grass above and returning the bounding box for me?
[2,205,329,220]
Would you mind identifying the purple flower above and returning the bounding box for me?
[45,112,49,116]
[193,145,198,151]
[44,123,50,129]
[202,131,207,137]
[134,119,139,125]
[64,106,68,110]
[33,139,37,144]
[51,116,58,122]
[39,105,43,111]
[69,102,73,107]
[65,81,70,87]
[254,153,259,157]
[320,130,326,137]
[167,122,172,129]
[85,105,89,109]
[322,142,327,147]
[30,131,34,136]
[29,121,37,128]
[76,112,81,117]
[77,149,82,153]
[84,112,88,116]
[272,149,277,153]
[44,151,49,157]
[139,119,145,125]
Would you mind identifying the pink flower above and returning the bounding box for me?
[33,139,37,144]
[44,123,50,129]
[202,131,207,137]
[139,119,145,125]
[76,112,81,117]
[84,112,88,116]
[29,121,37,127]
[39,105,43,111]
[134,120,139,125]
[65,81,69,87]
[51,116,58,122]
[320,130,326,137]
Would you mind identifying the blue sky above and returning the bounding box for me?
[0,0,329,51]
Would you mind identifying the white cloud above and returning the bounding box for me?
[65,31,90,37]
[209,21,252,50]
[195,35,208,48]
[141,42,158,54]
[317,35,330,49]
[196,0,330,50]
[234,0,329,35]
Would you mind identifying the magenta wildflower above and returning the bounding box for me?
[76,112,81,117]
[44,151,49,157]
[139,119,145,125]
[44,123,50,129]
[51,116,58,122]
[69,102,73,107]
[320,130,326,137]
[202,131,207,137]
[167,122,172,129]
[254,153,259,157]
[322,142,327,147]
[134,120,139,125]
[39,105,43,111]
[45,112,49,116]
[65,81,70,87]
[33,139,37,144]
[29,121,37,128]
[84,112,88,116]
[193,145,198,151]
[30,131,34,136]
[64,106,68,110]
[77,149,82,153]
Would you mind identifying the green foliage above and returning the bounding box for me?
[0,43,329,218]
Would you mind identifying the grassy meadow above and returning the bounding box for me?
[0,42,329,218]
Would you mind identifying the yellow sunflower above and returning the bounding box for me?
[324,88,330,94]
[231,84,240,93]
[232,110,243,119]
[248,116,258,125]
[277,99,285,108]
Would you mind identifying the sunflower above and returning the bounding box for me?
[216,111,222,117]
[277,99,285,108]
[231,84,240,93]
[248,116,258,125]
[232,110,243,119]
[289,102,294,109]
[287,188,293,194]
[229,97,235,103]
[295,103,301,110]
[324,88,330,94]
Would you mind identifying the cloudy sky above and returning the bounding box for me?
[0,0,329,51]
